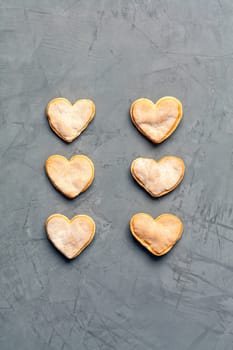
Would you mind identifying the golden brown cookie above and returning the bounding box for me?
[45,155,94,198]
[46,214,96,259]
[46,97,95,142]
[130,96,183,143]
[130,213,183,256]
[131,156,185,197]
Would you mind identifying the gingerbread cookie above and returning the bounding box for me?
[130,213,183,256]
[131,156,185,197]
[130,96,182,143]
[45,155,94,198]
[46,214,96,259]
[46,97,95,142]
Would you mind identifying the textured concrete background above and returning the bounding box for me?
[0,0,233,349]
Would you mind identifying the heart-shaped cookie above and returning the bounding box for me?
[46,214,95,259]
[46,97,95,142]
[130,96,183,143]
[45,155,94,198]
[131,156,185,197]
[130,213,183,256]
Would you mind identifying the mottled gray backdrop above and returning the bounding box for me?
[0,0,233,349]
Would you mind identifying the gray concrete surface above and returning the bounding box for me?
[0,0,233,349]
